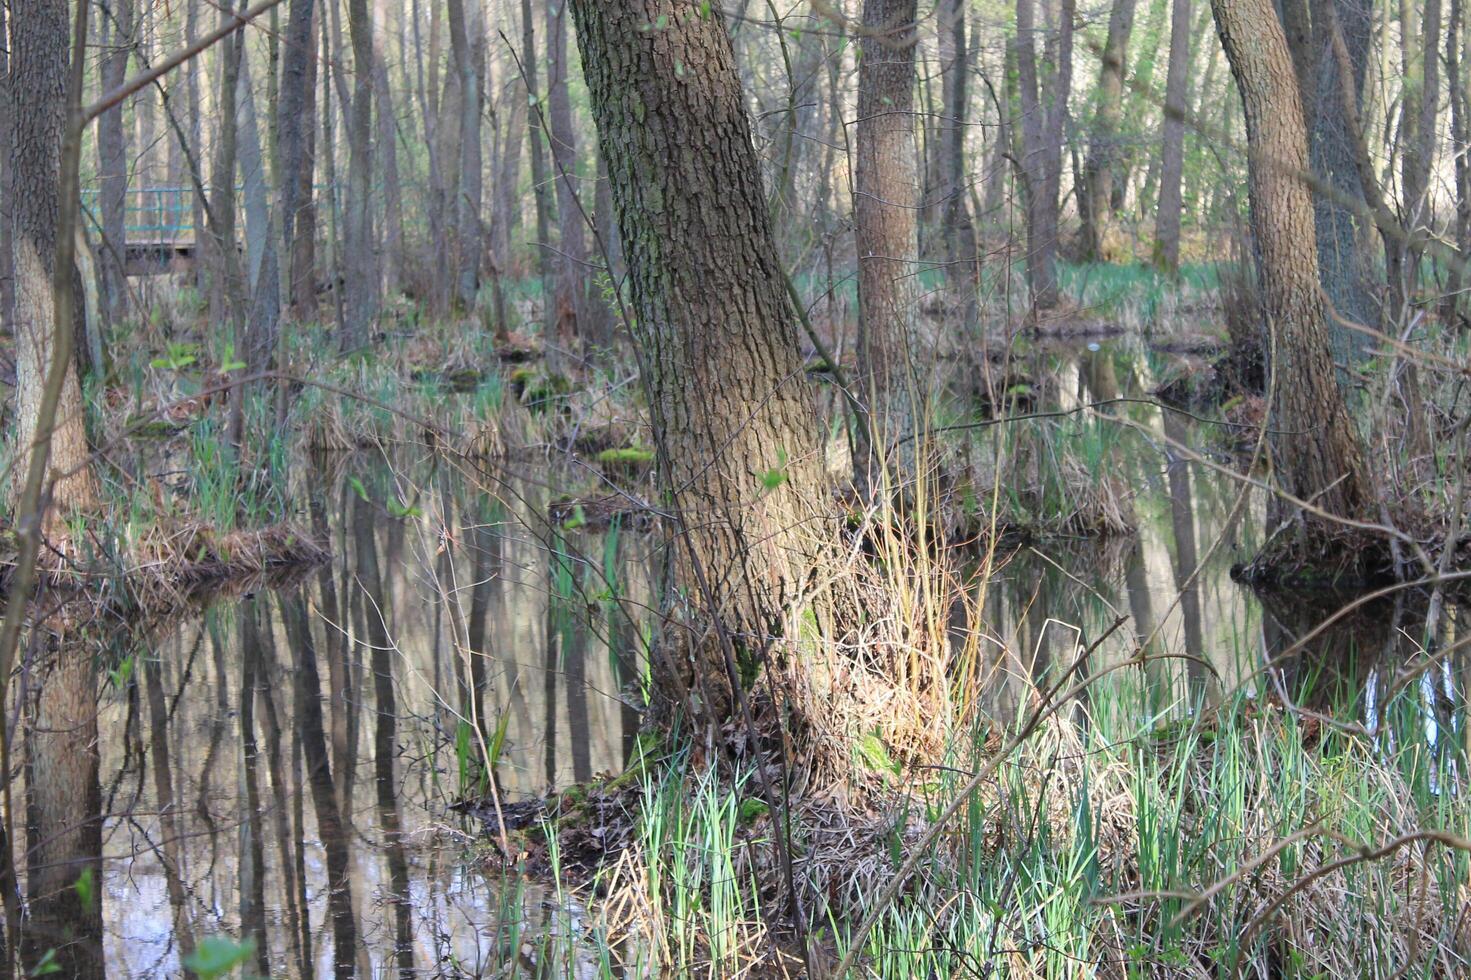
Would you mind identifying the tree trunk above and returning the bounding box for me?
[9,0,96,514]
[939,0,979,319]
[1152,0,1191,273]
[522,0,555,316]
[855,0,923,485]
[341,0,376,350]
[373,0,403,299]
[1400,0,1441,306]
[1308,0,1375,358]
[1210,0,1370,525]
[278,0,318,321]
[568,0,831,638]
[208,4,244,332]
[547,0,603,349]
[446,0,484,312]
[96,0,131,330]
[1080,0,1138,260]
[1014,0,1073,312]
[1448,0,1471,324]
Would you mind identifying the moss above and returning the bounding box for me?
[595,446,655,468]
[126,415,186,439]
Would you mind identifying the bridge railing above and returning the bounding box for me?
[79,187,198,244]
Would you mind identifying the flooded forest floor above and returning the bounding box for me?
[4,264,1471,977]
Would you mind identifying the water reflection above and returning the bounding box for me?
[7,341,1468,973]
[7,453,656,976]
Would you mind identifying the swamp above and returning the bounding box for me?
[1,0,1470,976]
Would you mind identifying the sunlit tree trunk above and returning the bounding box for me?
[1080,0,1137,260]
[570,0,832,636]
[1153,0,1191,274]
[9,0,96,515]
[855,0,922,486]
[1210,0,1370,524]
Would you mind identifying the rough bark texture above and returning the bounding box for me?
[568,0,830,636]
[1081,0,1138,260]
[855,0,922,484]
[9,0,96,515]
[1450,0,1471,322]
[1210,0,1370,523]
[1152,0,1191,273]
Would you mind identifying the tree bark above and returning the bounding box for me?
[96,0,131,330]
[9,0,96,514]
[1398,0,1441,309]
[1210,0,1370,524]
[341,0,376,349]
[1014,0,1073,312]
[547,0,604,349]
[373,0,403,299]
[855,0,923,485]
[1080,0,1138,260]
[446,0,484,312]
[278,0,318,321]
[569,0,831,637]
[1152,0,1191,273]
[522,0,555,315]
[938,0,979,319]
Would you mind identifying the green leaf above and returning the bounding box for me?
[387,498,422,519]
[760,448,790,490]
[348,476,368,502]
[183,936,257,979]
[854,732,899,776]
[30,948,62,975]
[73,867,95,912]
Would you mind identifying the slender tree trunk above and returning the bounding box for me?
[855,0,923,485]
[939,0,979,318]
[340,0,376,350]
[1308,0,1375,358]
[279,0,318,321]
[1153,0,1191,273]
[97,0,131,329]
[446,0,484,312]
[0,0,14,337]
[1014,0,1073,312]
[522,0,555,316]
[1210,0,1370,525]
[547,0,602,349]
[1448,0,1471,323]
[1081,0,1138,260]
[208,4,244,332]
[373,0,403,299]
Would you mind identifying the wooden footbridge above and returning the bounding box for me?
[80,187,203,276]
